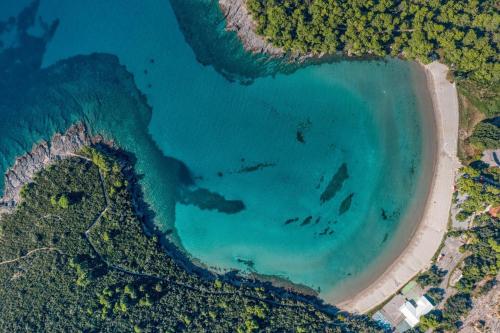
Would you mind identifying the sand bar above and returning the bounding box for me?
[336,62,460,313]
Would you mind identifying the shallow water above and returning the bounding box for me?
[0,0,435,300]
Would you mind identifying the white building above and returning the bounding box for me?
[399,295,434,327]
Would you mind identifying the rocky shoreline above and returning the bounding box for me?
[218,0,284,56]
[0,123,105,209]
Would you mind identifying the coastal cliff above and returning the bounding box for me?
[0,123,104,208]
[219,0,283,56]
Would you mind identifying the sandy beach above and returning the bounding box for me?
[336,62,460,313]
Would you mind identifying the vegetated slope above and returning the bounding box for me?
[0,145,383,333]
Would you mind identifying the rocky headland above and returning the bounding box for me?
[219,0,284,56]
[0,123,105,209]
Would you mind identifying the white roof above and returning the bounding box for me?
[399,295,434,327]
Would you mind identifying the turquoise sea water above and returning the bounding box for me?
[0,0,435,300]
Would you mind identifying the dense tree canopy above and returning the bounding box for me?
[468,120,500,150]
[247,0,499,85]
[455,166,500,221]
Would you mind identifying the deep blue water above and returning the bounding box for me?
[0,0,435,300]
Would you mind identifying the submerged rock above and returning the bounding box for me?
[177,187,245,214]
[300,215,313,226]
[296,131,305,143]
[339,193,355,215]
[382,233,389,244]
[296,118,312,144]
[284,217,299,225]
[320,163,349,204]
[236,257,255,270]
[237,162,275,174]
[319,227,331,236]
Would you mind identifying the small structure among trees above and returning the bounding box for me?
[399,295,434,328]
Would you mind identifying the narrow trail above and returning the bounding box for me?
[0,247,61,266]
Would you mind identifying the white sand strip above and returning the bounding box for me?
[336,62,460,313]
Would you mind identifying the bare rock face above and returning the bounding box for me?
[0,123,92,208]
[219,0,284,56]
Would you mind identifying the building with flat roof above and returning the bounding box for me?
[399,295,434,328]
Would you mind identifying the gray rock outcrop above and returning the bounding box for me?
[219,0,284,56]
[0,123,97,208]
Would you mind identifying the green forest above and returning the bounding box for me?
[246,0,499,160]
[246,0,498,81]
[0,145,383,332]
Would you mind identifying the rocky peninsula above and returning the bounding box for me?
[0,123,105,209]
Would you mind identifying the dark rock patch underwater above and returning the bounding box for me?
[320,163,349,204]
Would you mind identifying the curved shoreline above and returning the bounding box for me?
[218,0,461,308]
[2,0,461,314]
[336,62,460,313]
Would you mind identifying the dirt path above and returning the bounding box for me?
[0,247,61,266]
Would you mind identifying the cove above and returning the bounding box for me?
[0,0,435,301]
